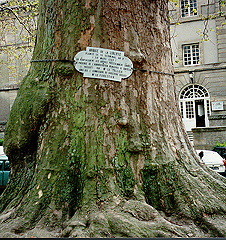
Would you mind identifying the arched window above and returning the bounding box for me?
[180,84,209,99]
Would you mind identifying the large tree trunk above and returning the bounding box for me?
[0,0,226,238]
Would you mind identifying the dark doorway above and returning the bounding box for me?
[195,99,205,127]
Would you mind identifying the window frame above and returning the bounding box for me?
[180,0,198,17]
[183,43,200,66]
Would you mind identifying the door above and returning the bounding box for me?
[182,100,196,131]
[195,99,205,127]
[179,84,210,131]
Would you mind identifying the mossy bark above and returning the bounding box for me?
[0,0,226,238]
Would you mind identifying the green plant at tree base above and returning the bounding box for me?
[0,139,4,146]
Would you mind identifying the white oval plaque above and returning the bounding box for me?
[74,47,133,82]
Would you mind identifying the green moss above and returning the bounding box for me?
[55,62,75,76]
[4,66,51,154]
[73,111,86,129]
[0,159,36,212]
[28,195,52,228]
[142,162,178,211]
[110,130,136,198]
[114,166,135,198]
[53,168,83,216]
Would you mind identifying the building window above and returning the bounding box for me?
[183,44,199,66]
[185,101,194,118]
[180,102,184,118]
[181,0,198,17]
[180,84,209,99]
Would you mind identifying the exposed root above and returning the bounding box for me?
[0,200,225,238]
[60,200,207,238]
[198,215,226,237]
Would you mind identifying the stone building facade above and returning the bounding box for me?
[170,0,226,149]
[0,1,36,138]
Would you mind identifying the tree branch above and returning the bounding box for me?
[0,5,34,37]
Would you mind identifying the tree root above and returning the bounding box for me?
[198,214,226,237]
[60,200,207,238]
[0,199,225,238]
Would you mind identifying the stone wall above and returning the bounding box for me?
[192,126,226,150]
[209,114,226,127]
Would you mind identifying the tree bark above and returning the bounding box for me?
[0,0,226,238]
